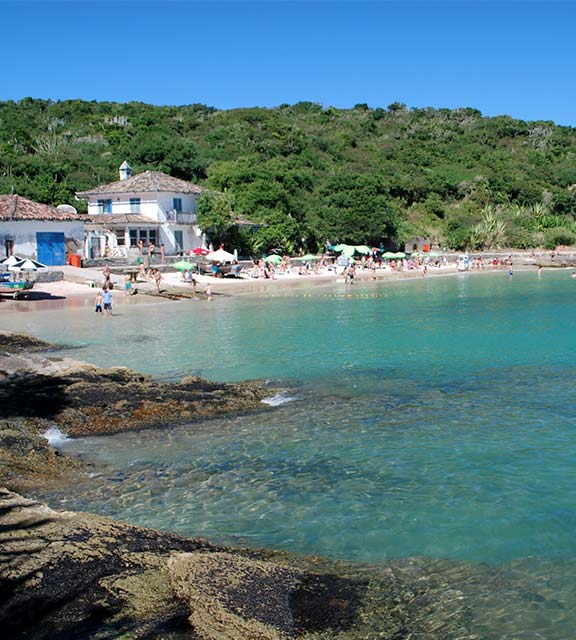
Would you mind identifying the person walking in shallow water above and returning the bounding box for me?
[94,290,103,314]
[205,283,212,301]
[102,287,113,316]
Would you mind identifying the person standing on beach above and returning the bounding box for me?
[205,283,212,301]
[348,262,356,284]
[102,287,113,316]
[154,269,162,293]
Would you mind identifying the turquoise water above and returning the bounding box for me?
[10,268,575,560]
[7,270,576,633]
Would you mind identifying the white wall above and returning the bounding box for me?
[0,220,84,259]
[84,189,203,254]
[86,191,198,222]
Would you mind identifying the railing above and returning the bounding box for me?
[164,209,197,224]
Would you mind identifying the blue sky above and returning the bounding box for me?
[1,0,575,125]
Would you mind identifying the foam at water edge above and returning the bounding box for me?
[42,426,70,447]
[261,393,296,407]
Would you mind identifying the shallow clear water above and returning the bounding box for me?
[7,270,576,635]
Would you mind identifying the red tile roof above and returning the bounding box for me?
[0,195,80,221]
[77,171,205,197]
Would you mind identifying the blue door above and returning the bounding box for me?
[36,232,66,266]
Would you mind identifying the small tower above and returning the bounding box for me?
[119,161,132,181]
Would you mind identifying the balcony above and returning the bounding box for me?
[164,209,197,224]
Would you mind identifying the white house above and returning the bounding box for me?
[0,195,84,265]
[76,162,206,258]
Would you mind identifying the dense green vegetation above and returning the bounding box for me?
[1,98,576,253]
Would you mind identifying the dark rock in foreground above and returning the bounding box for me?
[0,489,370,640]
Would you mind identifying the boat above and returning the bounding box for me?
[0,273,34,299]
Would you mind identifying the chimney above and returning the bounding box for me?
[119,161,132,181]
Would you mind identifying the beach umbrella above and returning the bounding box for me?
[341,245,356,258]
[332,244,348,252]
[382,251,397,259]
[354,245,372,255]
[429,251,441,257]
[8,258,48,273]
[392,252,406,259]
[207,248,236,263]
[191,247,209,256]
[173,260,195,271]
[300,254,320,261]
[1,255,25,267]
[264,254,283,265]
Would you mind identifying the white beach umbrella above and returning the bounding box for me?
[8,258,49,273]
[1,255,25,267]
[206,248,236,263]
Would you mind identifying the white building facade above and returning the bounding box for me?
[0,195,84,265]
[76,162,206,258]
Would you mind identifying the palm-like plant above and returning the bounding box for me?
[471,206,508,249]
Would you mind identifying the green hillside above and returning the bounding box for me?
[1,98,576,253]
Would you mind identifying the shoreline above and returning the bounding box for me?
[0,260,550,313]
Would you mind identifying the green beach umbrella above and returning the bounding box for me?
[332,244,348,252]
[173,260,195,271]
[393,252,406,259]
[354,245,372,254]
[342,246,356,258]
[300,253,320,261]
[429,251,441,257]
[264,254,283,265]
[382,251,396,259]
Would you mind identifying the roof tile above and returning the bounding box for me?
[77,171,205,197]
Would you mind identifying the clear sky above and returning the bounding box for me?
[1,0,574,126]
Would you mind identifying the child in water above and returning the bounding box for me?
[94,290,103,314]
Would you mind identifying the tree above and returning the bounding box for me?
[196,191,235,246]
[309,174,399,245]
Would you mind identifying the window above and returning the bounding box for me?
[130,198,141,213]
[128,228,158,247]
[115,230,125,246]
[97,199,112,214]
[173,197,182,212]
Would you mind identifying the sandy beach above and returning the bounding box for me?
[1,250,556,314]
[0,262,469,313]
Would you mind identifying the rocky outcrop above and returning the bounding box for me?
[0,488,370,640]
[169,552,303,639]
[0,332,269,436]
[0,331,270,491]
[0,418,81,491]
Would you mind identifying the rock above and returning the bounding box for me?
[0,488,218,639]
[0,331,271,437]
[169,552,303,639]
[0,331,54,353]
[0,490,369,640]
[0,418,81,492]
